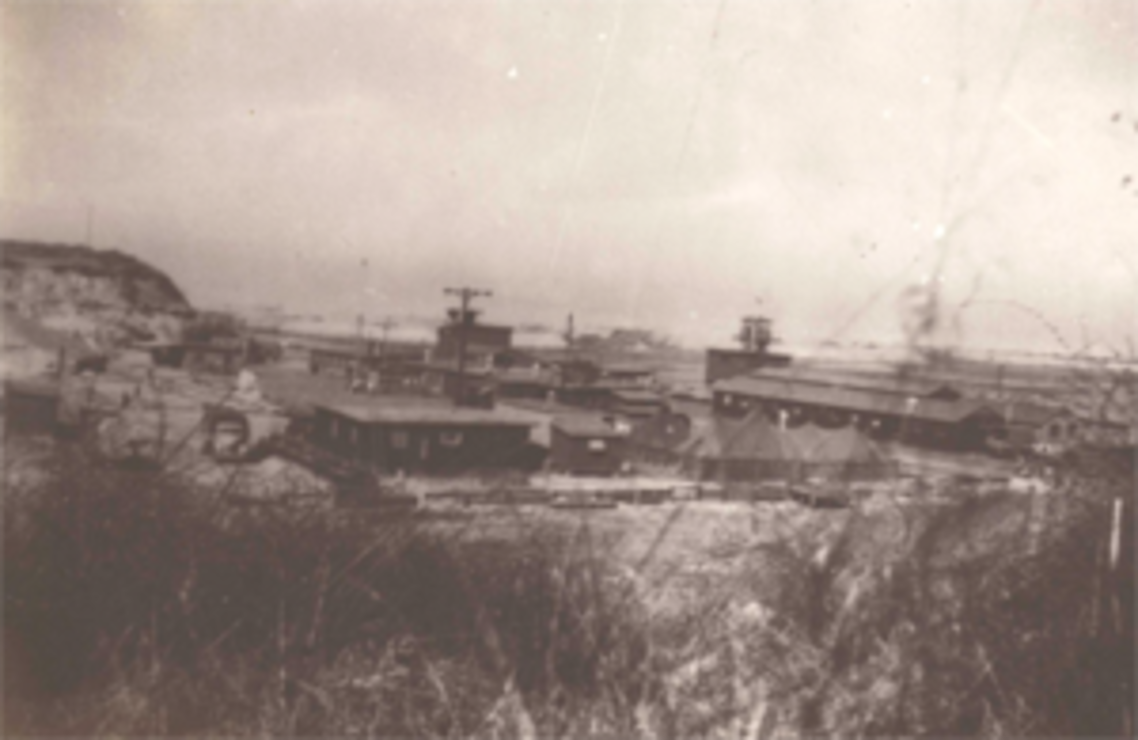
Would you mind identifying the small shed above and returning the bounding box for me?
[550,416,628,476]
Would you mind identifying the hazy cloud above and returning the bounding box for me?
[2,0,1135,352]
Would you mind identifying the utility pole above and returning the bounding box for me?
[443,287,491,406]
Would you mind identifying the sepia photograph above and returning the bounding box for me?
[2,0,1135,736]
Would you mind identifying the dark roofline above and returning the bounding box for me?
[713,375,998,425]
[438,322,514,333]
[316,402,533,427]
[741,365,958,398]
[602,366,656,376]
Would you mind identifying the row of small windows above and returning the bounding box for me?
[328,420,464,448]
[716,395,895,429]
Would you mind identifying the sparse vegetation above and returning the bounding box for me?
[3,438,1132,737]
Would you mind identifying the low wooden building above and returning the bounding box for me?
[311,400,538,475]
[549,416,628,476]
[712,372,1002,452]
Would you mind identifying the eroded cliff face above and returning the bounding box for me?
[1,240,193,348]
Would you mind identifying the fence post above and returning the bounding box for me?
[1109,497,1124,636]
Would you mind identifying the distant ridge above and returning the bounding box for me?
[1,240,193,364]
[1,239,191,314]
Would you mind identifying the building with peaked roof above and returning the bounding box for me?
[781,423,892,481]
[679,410,791,481]
[680,411,889,483]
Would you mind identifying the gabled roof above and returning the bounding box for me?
[680,412,885,465]
[782,423,884,465]
[679,410,786,461]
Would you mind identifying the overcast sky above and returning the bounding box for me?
[3,0,1136,352]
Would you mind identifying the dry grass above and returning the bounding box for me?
[3,441,1133,737]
